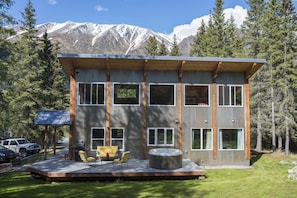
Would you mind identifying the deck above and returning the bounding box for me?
[27,156,206,182]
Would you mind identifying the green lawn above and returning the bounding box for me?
[1,152,297,198]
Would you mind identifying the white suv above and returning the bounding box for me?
[1,138,41,157]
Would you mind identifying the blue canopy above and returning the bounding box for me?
[35,110,71,126]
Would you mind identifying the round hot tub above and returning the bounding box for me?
[149,148,183,170]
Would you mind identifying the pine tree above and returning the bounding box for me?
[39,31,69,110]
[223,15,243,57]
[170,34,181,56]
[158,39,168,56]
[210,0,225,57]
[145,36,158,55]
[0,0,15,135]
[274,0,297,155]
[190,20,207,57]
[8,0,42,139]
[242,0,268,151]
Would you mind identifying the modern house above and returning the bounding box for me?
[58,54,265,166]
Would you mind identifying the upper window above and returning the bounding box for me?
[149,84,175,106]
[110,128,124,151]
[218,85,243,106]
[218,129,244,150]
[78,83,104,105]
[191,128,212,150]
[91,128,105,150]
[185,85,209,106]
[114,84,140,105]
[147,128,174,146]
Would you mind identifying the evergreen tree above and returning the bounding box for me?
[210,0,225,57]
[223,15,243,57]
[190,20,207,57]
[170,34,181,56]
[8,0,42,139]
[158,39,168,56]
[274,0,297,155]
[242,0,268,151]
[39,31,69,110]
[145,36,158,55]
[0,0,15,135]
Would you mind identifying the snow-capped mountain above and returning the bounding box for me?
[34,21,173,55]
[11,6,247,56]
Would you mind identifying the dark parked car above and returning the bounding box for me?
[0,145,18,163]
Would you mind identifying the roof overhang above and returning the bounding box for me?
[58,54,266,80]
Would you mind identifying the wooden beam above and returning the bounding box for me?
[245,63,257,80]
[106,59,111,146]
[212,82,217,160]
[53,127,56,155]
[68,73,76,160]
[177,68,183,150]
[142,60,148,159]
[244,79,251,159]
[179,61,185,79]
[44,125,48,160]
[212,62,222,80]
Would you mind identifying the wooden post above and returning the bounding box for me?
[244,79,251,159]
[53,127,56,155]
[142,60,147,159]
[212,82,217,160]
[44,125,48,160]
[177,61,185,150]
[106,59,111,146]
[68,74,76,160]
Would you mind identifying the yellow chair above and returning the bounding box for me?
[79,150,96,163]
[113,151,131,168]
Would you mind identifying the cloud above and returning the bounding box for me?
[171,5,247,41]
[48,0,57,5]
[95,5,108,12]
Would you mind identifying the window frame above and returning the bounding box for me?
[112,83,140,106]
[191,128,213,150]
[110,127,125,151]
[218,128,244,150]
[77,82,105,106]
[147,128,174,146]
[149,83,176,106]
[184,84,210,107]
[90,127,105,151]
[218,84,243,107]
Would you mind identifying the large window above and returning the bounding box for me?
[218,129,244,150]
[147,128,174,146]
[110,128,124,151]
[191,128,212,150]
[78,83,104,105]
[114,84,140,105]
[149,84,175,106]
[91,128,105,150]
[218,85,243,106]
[185,85,209,106]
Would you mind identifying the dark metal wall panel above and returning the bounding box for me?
[75,69,106,82]
[110,70,143,82]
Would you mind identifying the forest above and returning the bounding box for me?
[0,0,296,155]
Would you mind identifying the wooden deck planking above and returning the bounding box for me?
[28,158,206,182]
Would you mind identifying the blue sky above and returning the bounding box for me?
[7,0,296,34]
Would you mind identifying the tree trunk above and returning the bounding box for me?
[285,115,290,156]
[271,88,276,152]
[255,104,262,151]
[278,135,282,151]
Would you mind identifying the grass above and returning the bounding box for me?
[1,151,297,198]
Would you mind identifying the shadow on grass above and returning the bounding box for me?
[250,150,272,165]
[0,172,212,198]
